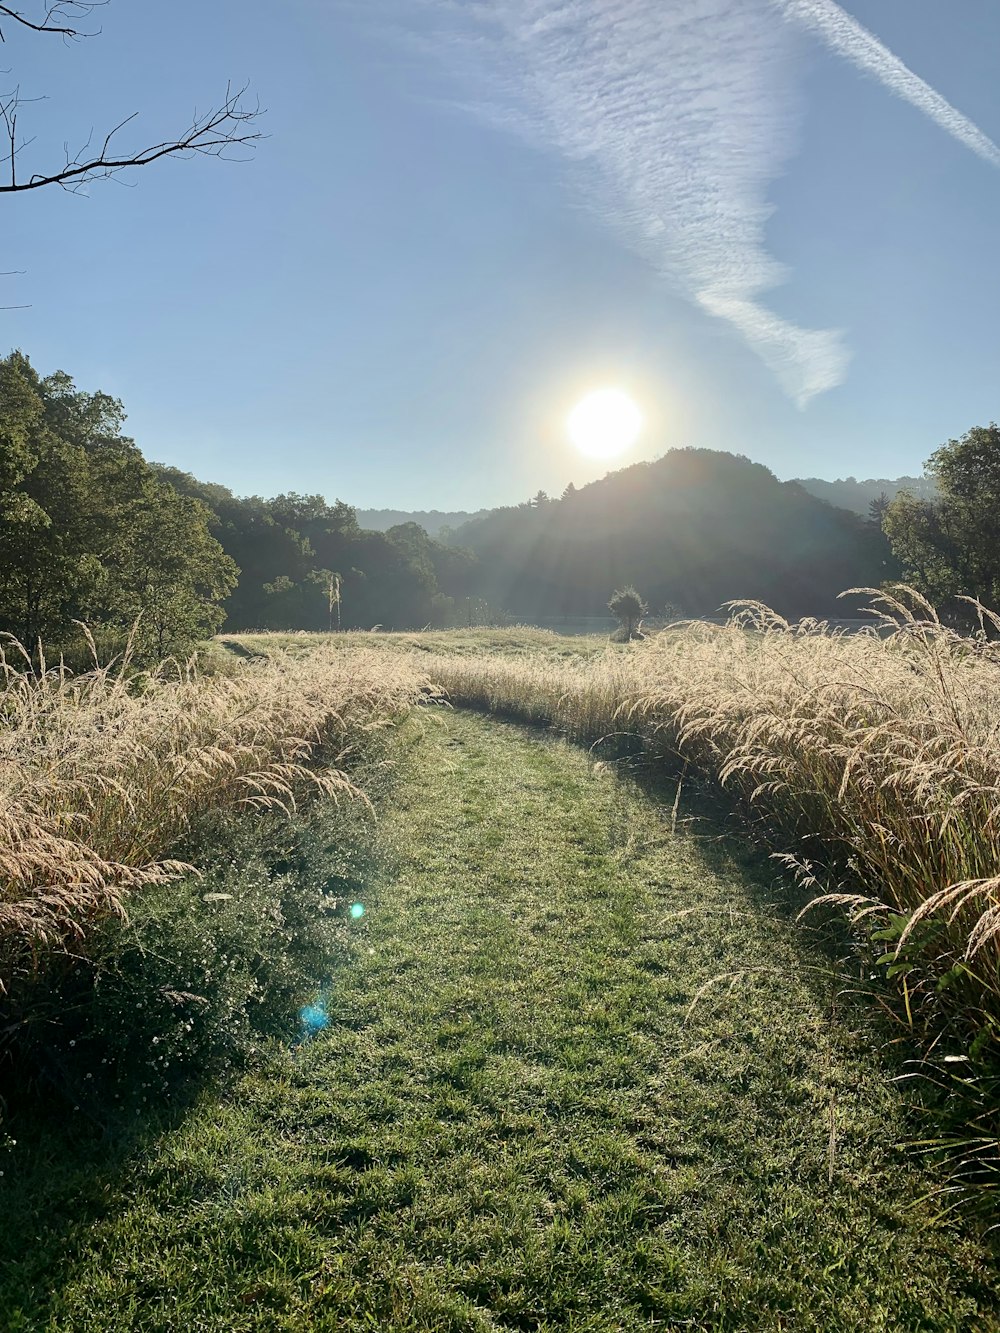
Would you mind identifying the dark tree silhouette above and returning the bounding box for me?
[608,586,647,640]
[868,492,891,527]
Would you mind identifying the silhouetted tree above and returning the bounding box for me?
[868,492,891,527]
[608,585,647,640]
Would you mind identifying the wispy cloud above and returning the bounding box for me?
[773,0,1000,170]
[393,1,995,406]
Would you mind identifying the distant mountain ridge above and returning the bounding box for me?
[791,475,937,514]
[357,478,935,532]
[356,508,489,538]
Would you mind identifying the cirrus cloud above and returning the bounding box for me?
[395,0,999,406]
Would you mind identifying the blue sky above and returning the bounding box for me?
[3,0,999,509]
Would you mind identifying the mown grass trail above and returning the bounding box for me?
[2,710,998,1331]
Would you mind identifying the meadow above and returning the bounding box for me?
[3,596,1000,1327]
[237,591,1000,1070]
[234,593,1000,1178]
[0,635,430,992]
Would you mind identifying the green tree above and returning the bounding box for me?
[0,352,237,658]
[608,586,647,640]
[0,354,102,644]
[94,480,238,658]
[884,424,1000,607]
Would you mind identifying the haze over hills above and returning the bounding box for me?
[360,475,936,530]
[0,336,908,644]
[443,451,897,623]
[151,446,901,633]
[356,509,489,538]
[0,342,941,644]
[793,475,937,514]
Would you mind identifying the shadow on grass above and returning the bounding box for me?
[0,785,396,1325]
[501,713,992,1193]
[0,1053,223,1327]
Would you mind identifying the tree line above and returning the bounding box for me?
[0,350,480,659]
[1,349,996,659]
[157,469,479,638]
[0,351,236,659]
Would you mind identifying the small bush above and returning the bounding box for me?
[2,796,389,1118]
[608,586,647,640]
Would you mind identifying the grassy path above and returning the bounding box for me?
[3,710,999,1330]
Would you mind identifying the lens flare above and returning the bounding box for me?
[350,902,366,920]
[299,1001,329,1034]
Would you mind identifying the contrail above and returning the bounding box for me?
[774,0,1000,169]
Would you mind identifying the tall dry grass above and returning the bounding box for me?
[420,590,1000,1055]
[0,637,429,991]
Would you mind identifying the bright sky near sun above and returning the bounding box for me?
[4,0,1000,508]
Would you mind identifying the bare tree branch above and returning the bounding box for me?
[0,1,104,41]
[0,80,263,193]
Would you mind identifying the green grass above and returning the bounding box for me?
[215,626,616,664]
[1,710,997,1330]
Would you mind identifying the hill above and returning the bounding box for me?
[153,450,902,630]
[450,449,898,621]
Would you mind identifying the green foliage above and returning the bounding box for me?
[0,352,236,658]
[159,468,480,632]
[93,480,237,658]
[3,790,388,1116]
[885,423,1000,607]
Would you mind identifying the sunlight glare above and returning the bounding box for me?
[567,388,643,460]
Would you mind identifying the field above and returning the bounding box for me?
[2,599,1000,1328]
[234,596,1000,1077]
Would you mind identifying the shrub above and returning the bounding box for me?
[608,586,647,640]
[0,641,428,992]
[4,799,387,1116]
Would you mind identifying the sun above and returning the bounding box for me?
[567,388,643,460]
